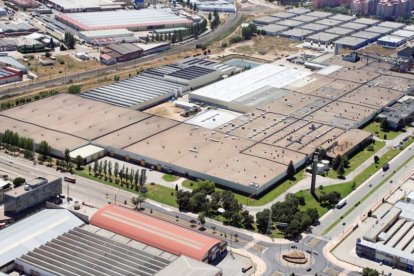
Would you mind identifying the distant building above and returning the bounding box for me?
[100,43,143,65]
[0,67,23,85]
[314,0,351,8]
[9,0,39,8]
[351,0,414,18]
[4,176,62,215]
[378,98,414,130]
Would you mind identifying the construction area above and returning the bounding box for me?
[255,9,413,50]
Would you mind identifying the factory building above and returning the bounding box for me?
[257,24,288,36]
[377,35,406,48]
[286,7,311,14]
[315,18,343,27]
[335,36,368,50]
[100,43,143,64]
[293,14,318,23]
[392,30,414,40]
[253,16,279,25]
[56,9,192,31]
[365,26,393,35]
[351,31,383,43]
[377,21,405,31]
[270,11,297,20]
[3,176,62,215]
[90,205,228,263]
[276,19,305,28]
[353,18,379,26]
[0,67,23,85]
[79,29,138,46]
[329,14,355,22]
[0,208,222,275]
[378,98,414,130]
[300,23,329,33]
[325,27,355,37]
[306,11,333,19]
[356,193,414,273]
[0,22,37,37]
[279,28,315,41]
[41,0,124,12]
[341,22,368,32]
[306,32,340,45]
[83,57,230,110]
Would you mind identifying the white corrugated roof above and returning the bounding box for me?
[69,144,104,158]
[0,209,84,267]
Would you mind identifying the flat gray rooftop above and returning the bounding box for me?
[353,18,379,26]
[292,14,317,23]
[365,26,393,35]
[16,227,171,276]
[306,11,333,18]
[377,21,405,30]
[300,23,328,32]
[325,27,355,36]
[270,11,296,19]
[341,22,367,31]
[329,14,355,22]
[307,32,340,43]
[335,36,367,47]
[351,31,382,40]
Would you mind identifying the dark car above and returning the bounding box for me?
[383,163,390,171]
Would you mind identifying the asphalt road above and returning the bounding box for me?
[313,131,414,238]
[0,12,242,97]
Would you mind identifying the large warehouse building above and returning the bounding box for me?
[0,57,412,195]
[0,207,223,275]
[56,9,192,31]
[90,205,227,263]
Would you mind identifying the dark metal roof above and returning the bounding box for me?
[167,65,215,80]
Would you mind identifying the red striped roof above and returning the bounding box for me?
[90,205,224,261]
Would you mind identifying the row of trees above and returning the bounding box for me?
[0,129,53,162]
[89,160,147,191]
[176,180,254,229]
[210,9,221,30]
[0,90,58,111]
[144,18,207,44]
[256,194,319,239]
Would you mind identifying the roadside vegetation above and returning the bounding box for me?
[326,140,385,179]
[297,137,414,225]
[363,119,406,140]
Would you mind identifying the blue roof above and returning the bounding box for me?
[0,209,84,267]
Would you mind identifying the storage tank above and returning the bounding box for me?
[321,160,330,170]
[316,163,325,174]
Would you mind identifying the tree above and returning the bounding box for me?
[332,154,342,170]
[134,169,139,189]
[380,118,388,131]
[68,84,81,94]
[131,194,146,209]
[398,118,406,130]
[49,37,55,48]
[108,161,113,179]
[88,165,92,175]
[198,212,206,228]
[64,148,70,164]
[306,208,319,225]
[256,209,270,234]
[336,162,345,178]
[103,160,108,176]
[13,177,26,187]
[284,219,302,239]
[37,141,51,156]
[93,160,98,176]
[114,162,119,179]
[374,155,379,163]
[98,161,103,176]
[64,32,75,49]
[75,155,83,170]
[287,160,295,179]
[241,210,254,228]
[342,155,349,168]
[208,12,212,21]
[362,268,379,276]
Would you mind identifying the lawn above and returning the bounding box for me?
[363,121,403,140]
[162,174,179,182]
[76,169,178,207]
[295,138,414,219]
[327,140,385,179]
[182,170,305,206]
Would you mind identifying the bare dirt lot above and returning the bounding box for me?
[224,36,300,61]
